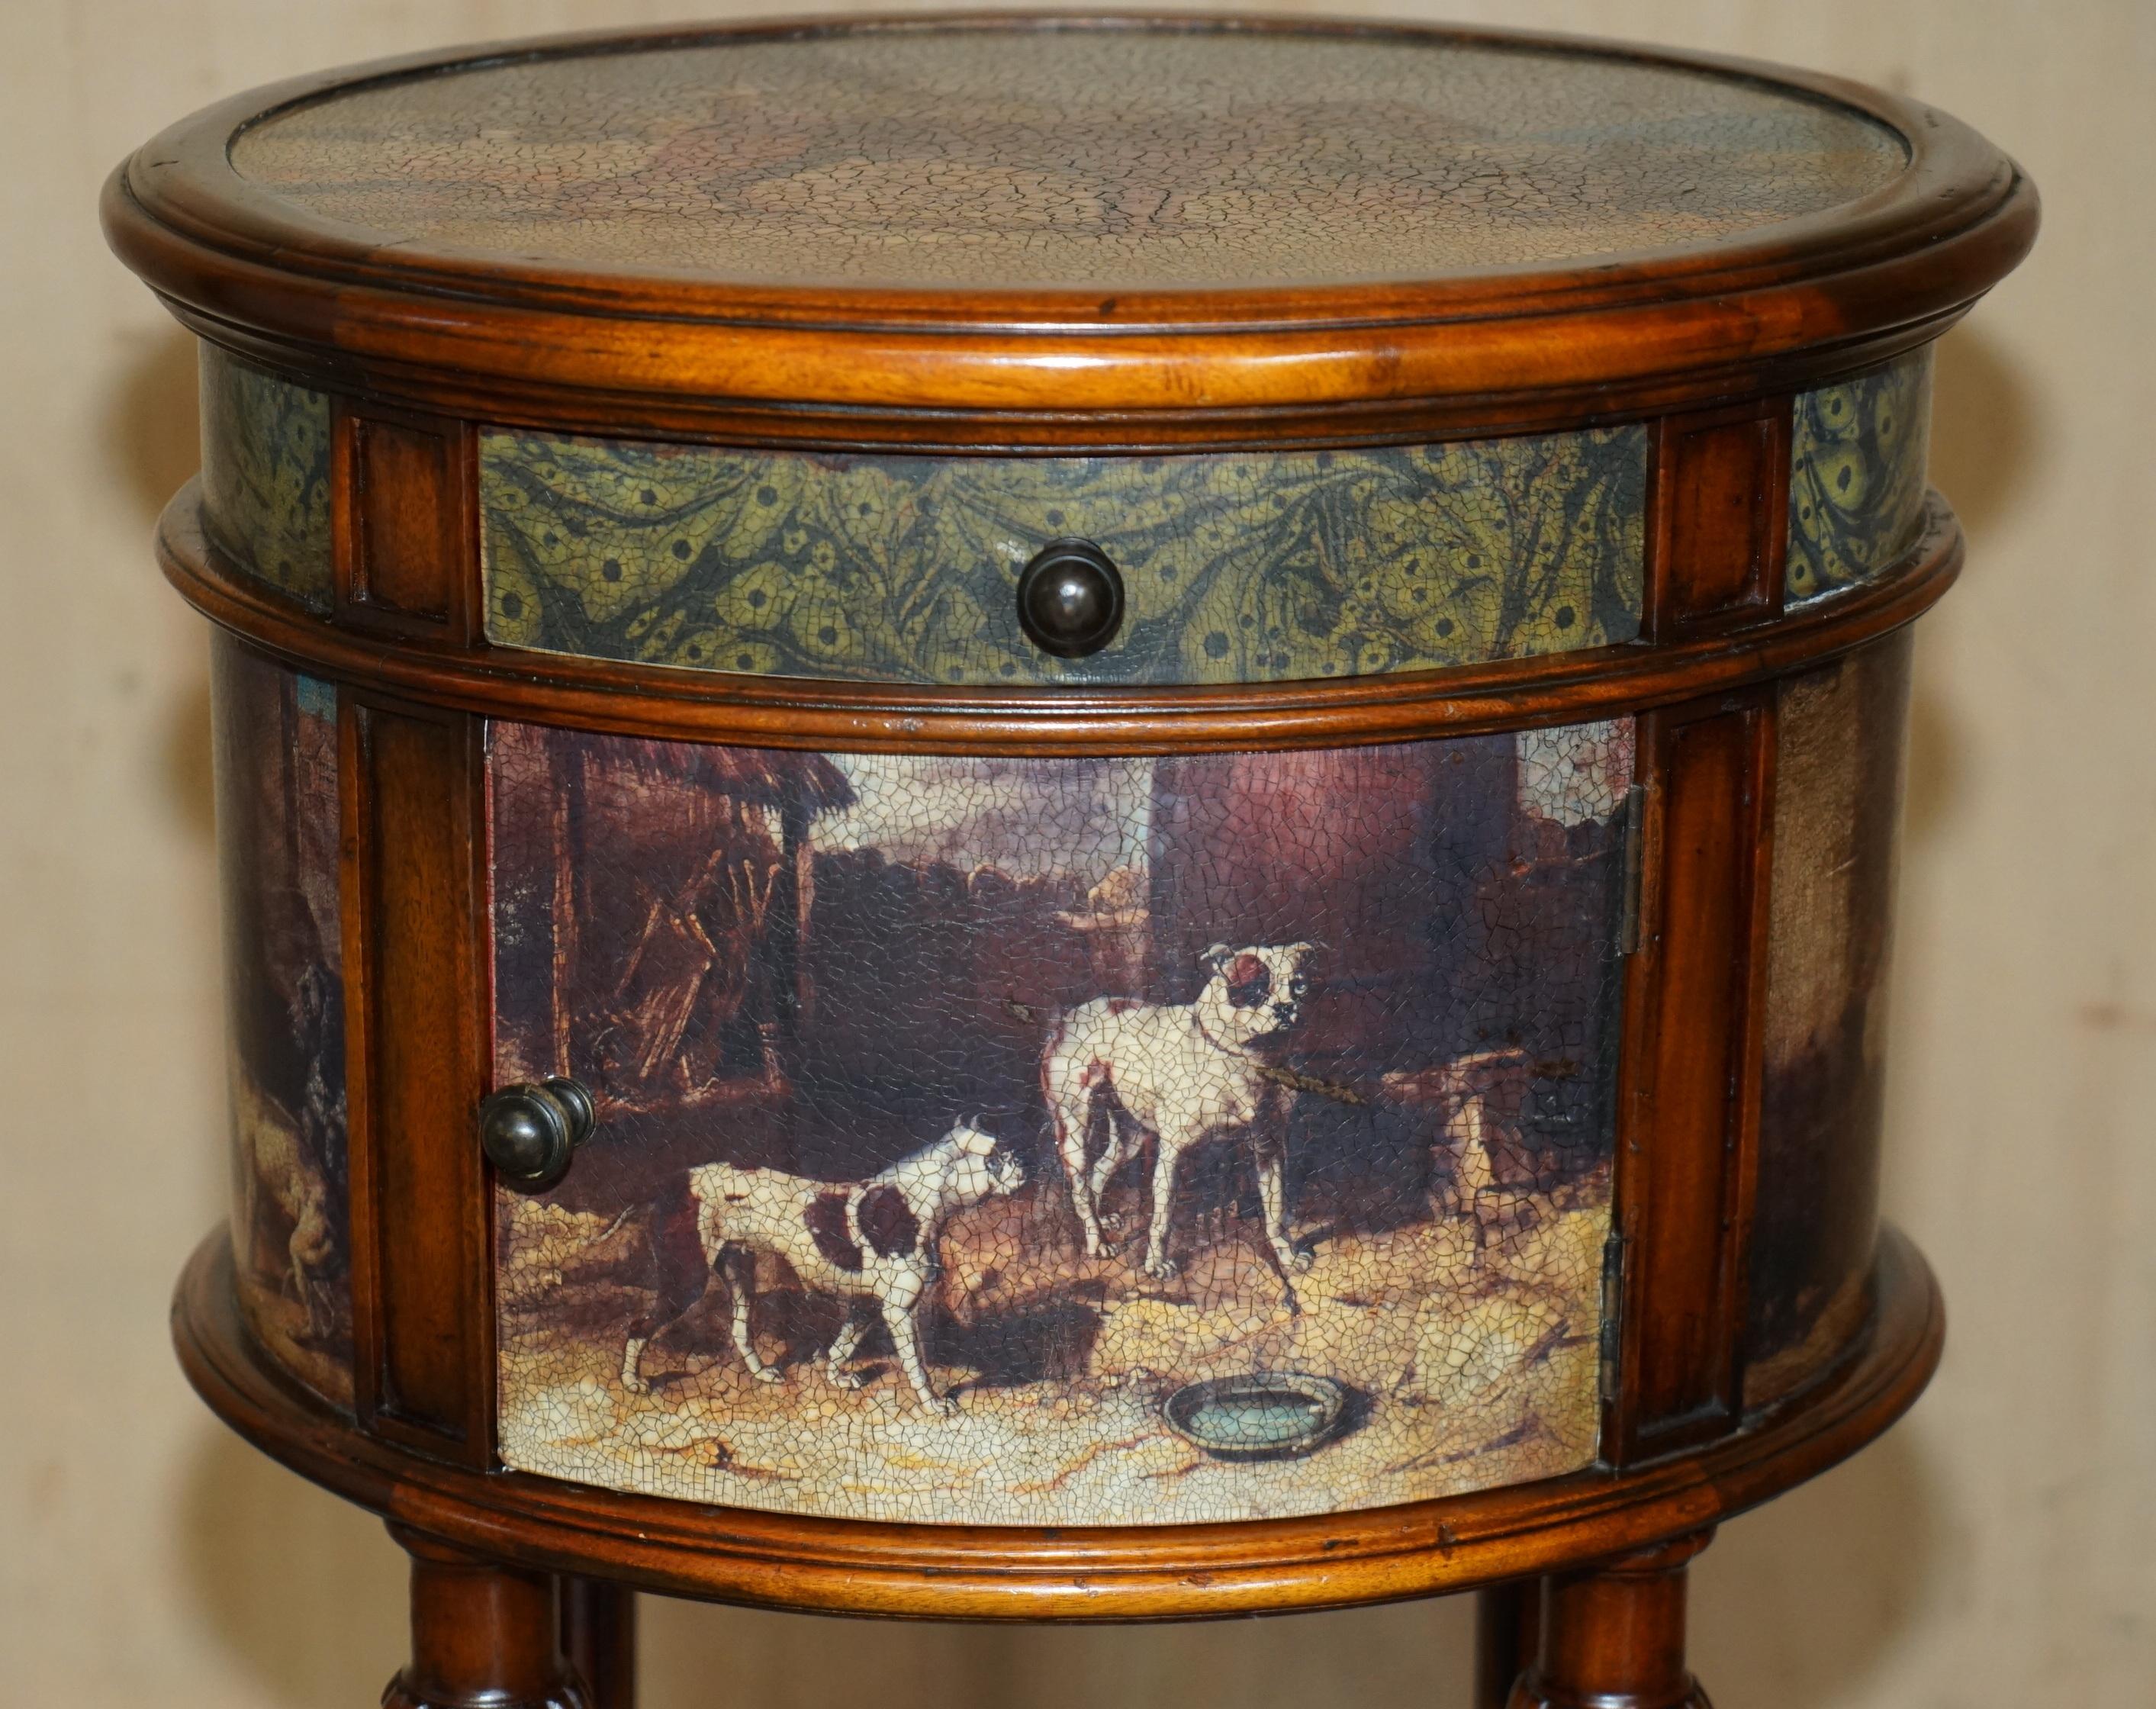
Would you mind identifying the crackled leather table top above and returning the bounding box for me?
[227,23,1909,289]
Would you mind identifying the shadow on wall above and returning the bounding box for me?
[179,1407,1484,1709]
[107,323,201,530]
[1901,324,2042,848]
[1928,327,2039,542]
[179,1424,406,1708]
[1693,1428,1948,1705]
[642,1589,1479,1709]
[1674,322,2028,1709]
[110,325,219,839]
[636,1431,1935,1709]
[174,1415,1932,1709]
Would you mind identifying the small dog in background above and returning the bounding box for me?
[619,1118,1025,1415]
[1380,1048,1550,1256]
[1043,941,1316,1281]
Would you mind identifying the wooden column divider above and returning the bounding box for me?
[339,690,497,1466]
[1603,688,1778,1462]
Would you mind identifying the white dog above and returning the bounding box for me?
[1043,942,1315,1281]
[619,1119,1025,1415]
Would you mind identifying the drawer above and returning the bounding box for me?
[196,344,1934,689]
[477,428,1649,686]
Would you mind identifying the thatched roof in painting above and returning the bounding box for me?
[581,735,854,816]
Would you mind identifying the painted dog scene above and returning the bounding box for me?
[211,639,351,1408]
[491,723,1633,1524]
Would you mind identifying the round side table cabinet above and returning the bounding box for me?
[105,17,2033,1708]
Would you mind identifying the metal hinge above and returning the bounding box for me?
[1598,1231,1627,1405]
[1616,782,1648,957]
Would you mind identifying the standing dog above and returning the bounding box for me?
[619,1119,1025,1415]
[1044,942,1315,1280]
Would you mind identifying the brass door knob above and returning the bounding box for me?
[478,1077,595,1193]
[1016,538,1125,658]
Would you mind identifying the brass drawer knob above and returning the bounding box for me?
[478,1077,594,1194]
[1016,538,1124,658]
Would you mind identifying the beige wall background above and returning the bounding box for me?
[2,2,2146,1704]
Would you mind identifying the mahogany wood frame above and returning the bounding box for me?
[338,693,494,1465]
[111,15,2035,1703]
[176,1227,1939,1621]
[162,374,1943,1689]
[384,1526,589,1709]
[162,337,1956,1704]
[161,492,1965,756]
[101,14,2036,451]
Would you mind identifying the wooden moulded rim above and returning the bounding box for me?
[100,11,2039,449]
[159,483,1964,755]
[174,1225,1942,1620]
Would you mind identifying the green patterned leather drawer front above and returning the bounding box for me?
[478,430,1649,687]
[195,343,1931,673]
[1787,349,1932,605]
[198,346,333,611]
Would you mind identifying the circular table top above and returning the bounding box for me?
[105,15,2035,440]
[226,26,1904,291]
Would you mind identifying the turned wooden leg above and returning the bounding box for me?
[1475,1582,1541,1709]
[384,1524,590,1709]
[559,1576,637,1709]
[1507,1532,1715,1709]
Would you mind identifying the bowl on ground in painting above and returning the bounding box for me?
[1162,1372,1355,1462]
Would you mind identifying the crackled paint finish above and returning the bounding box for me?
[198,346,333,610]
[1747,633,1910,1408]
[229,27,1906,289]
[489,722,1632,1524]
[211,636,352,1409]
[480,431,1646,687]
[1787,349,1933,603]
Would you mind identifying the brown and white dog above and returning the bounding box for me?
[1043,942,1315,1281]
[619,1119,1025,1415]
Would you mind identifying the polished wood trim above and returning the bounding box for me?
[1476,1582,1543,1709]
[558,1579,635,1709]
[159,303,1971,455]
[386,1525,589,1709]
[1643,401,1791,640]
[172,1225,1942,1621]
[1506,1533,1714,1709]
[332,399,481,643]
[161,485,1963,755]
[340,695,495,1464]
[100,14,2038,443]
[1605,694,1776,1462]
[111,11,2020,325]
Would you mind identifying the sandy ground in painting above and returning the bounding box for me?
[497,1170,1607,1527]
